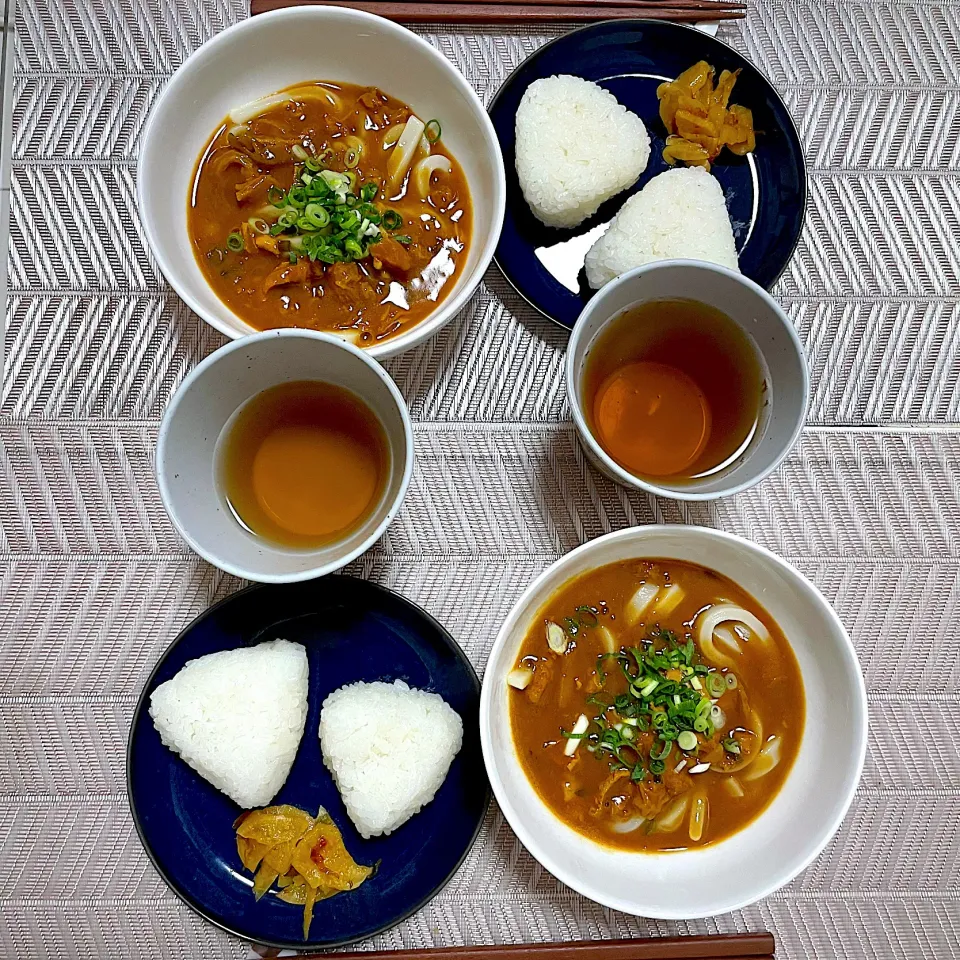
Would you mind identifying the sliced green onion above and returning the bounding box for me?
[267,184,286,206]
[382,209,403,231]
[424,119,441,143]
[726,674,739,690]
[723,737,741,755]
[292,144,310,161]
[393,234,412,245]
[304,156,322,173]
[639,678,659,698]
[225,232,244,252]
[575,605,598,628]
[288,251,297,264]
[304,203,330,228]
[287,185,308,207]
[677,730,698,752]
[649,759,665,776]
[650,739,672,761]
[361,182,379,202]
[344,146,360,168]
[248,217,270,235]
[706,673,727,698]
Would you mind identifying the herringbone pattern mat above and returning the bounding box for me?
[2,0,959,957]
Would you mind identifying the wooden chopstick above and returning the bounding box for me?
[294,934,776,960]
[250,0,744,20]
[333,0,747,7]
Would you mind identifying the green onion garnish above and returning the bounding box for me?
[382,209,403,231]
[650,739,672,761]
[568,626,742,782]
[424,119,441,143]
[248,155,400,265]
[575,605,599,627]
[705,672,727,698]
[225,232,244,252]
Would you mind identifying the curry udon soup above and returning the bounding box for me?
[507,559,804,851]
[189,82,472,345]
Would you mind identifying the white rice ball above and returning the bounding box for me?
[149,639,309,809]
[515,75,651,229]
[319,680,463,838]
[584,166,740,289]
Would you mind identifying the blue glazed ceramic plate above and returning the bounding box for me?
[490,20,807,327]
[127,576,487,950]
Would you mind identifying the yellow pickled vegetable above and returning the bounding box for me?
[656,61,756,170]
[234,804,374,939]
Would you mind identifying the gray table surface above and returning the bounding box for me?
[2,0,960,957]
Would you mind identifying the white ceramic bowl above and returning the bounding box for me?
[566,261,809,500]
[138,7,505,359]
[481,525,866,919]
[156,329,413,582]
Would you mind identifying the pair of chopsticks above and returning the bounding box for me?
[296,934,776,960]
[250,0,746,24]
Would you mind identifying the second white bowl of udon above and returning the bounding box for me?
[480,524,867,919]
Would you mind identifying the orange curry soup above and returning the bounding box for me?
[189,81,472,345]
[508,558,804,851]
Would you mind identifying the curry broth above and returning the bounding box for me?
[583,299,768,481]
[189,81,472,344]
[509,559,804,852]
[218,380,388,549]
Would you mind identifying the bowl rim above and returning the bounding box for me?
[487,17,809,328]
[155,328,414,583]
[479,524,868,919]
[564,259,811,501]
[137,5,506,360]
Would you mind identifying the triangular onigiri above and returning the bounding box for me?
[584,166,740,289]
[319,680,463,838]
[149,639,308,809]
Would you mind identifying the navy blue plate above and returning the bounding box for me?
[490,20,807,327]
[127,576,488,950]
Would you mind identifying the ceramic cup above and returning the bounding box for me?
[565,261,809,500]
[156,329,412,582]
